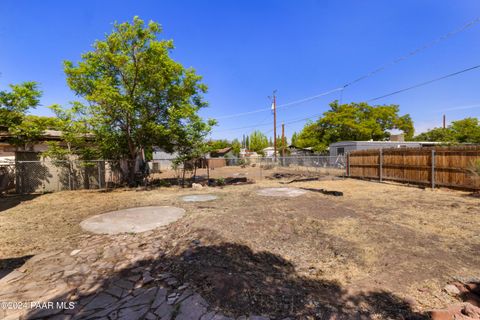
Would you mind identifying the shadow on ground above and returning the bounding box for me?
[0,255,33,280]
[0,194,41,213]
[161,243,426,319]
[22,241,427,319]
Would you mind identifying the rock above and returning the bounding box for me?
[192,183,203,190]
[463,303,480,318]
[152,287,167,309]
[142,272,154,284]
[121,287,157,308]
[70,249,81,256]
[444,284,461,295]
[0,270,26,284]
[82,292,118,312]
[200,311,216,320]
[175,294,209,320]
[249,317,270,320]
[154,302,173,318]
[117,305,150,320]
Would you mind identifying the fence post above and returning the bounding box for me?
[431,149,435,189]
[379,149,383,182]
[98,162,102,189]
[347,153,350,177]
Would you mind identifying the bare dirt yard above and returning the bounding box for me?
[1,167,479,319]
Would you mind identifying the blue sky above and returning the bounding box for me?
[1,0,480,141]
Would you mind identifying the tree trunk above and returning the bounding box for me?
[206,157,210,185]
[127,155,136,187]
[193,160,197,183]
[181,161,186,188]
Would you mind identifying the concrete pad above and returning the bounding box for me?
[180,194,218,202]
[80,206,185,235]
[256,187,307,197]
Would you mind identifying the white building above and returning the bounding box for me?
[329,140,441,157]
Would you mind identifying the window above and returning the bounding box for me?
[337,147,345,155]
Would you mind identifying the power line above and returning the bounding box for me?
[368,64,480,102]
[344,16,480,88]
[217,64,480,134]
[215,87,342,120]
[213,16,480,121]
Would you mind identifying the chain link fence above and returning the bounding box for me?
[11,160,124,194]
[4,155,346,194]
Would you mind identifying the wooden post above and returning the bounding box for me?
[98,162,102,189]
[431,149,435,189]
[347,153,350,177]
[379,149,383,182]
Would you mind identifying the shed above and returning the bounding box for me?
[329,140,441,157]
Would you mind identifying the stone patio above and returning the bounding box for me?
[0,231,276,320]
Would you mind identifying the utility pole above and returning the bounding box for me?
[443,114,446,129]
[272,91,277,162]
[281,122,285,158]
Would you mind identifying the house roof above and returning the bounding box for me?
[212,147,232,154]
[329,140,441,147]
[0,130,95,142]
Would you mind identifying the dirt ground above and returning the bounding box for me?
[1,167,479,318]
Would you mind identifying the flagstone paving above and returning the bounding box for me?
[0,232,273,320]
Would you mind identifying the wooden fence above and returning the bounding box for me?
[346,146,480,190]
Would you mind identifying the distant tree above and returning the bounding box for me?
[413,117,480,143]
[291,132,298,146]
[8,115,62,151]
[63,17,214,184]
[413,128,455,143]
[43,103,99,160]
[0,82,60,150]
[450,118,480,143]
[207,139,230,151]
[245,135,250,149]
[296,122,325,151]
[249,130,268,154]
[295,101,414,152]
[0,82,41,129]
[231,138,241,156]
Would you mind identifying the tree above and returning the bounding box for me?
[231,138,241,156]
[413,128,455,143]
[295,122,324,151]
[450,118,480,143]
[0,82,54,150]
[294,101,414,152]
[63,17,214,184]
[291,132,298,146]
[413,117,480,143]
[249,130,268,154]
[8,115,62,150]
[207,139,230,151]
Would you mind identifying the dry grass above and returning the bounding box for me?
[0,171,479,313]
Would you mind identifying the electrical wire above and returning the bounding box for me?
[368,64,480,102]
[213,16,480,121]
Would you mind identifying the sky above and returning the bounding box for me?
[1,0,480,141]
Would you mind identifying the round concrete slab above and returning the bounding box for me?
[181,194,218,202]
[256,187,307,197]
[80,206,185,235]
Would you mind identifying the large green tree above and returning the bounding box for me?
[0,82,55,150]
[414,117,480,143]
[63,17,214,183]
[295,101,414,152]
[249,130,268,154]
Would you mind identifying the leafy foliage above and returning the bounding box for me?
[0,82,64,150]
[249,130,269,154]
[63,17,214,182]
[413,117,480,143]
[294,101,414,152]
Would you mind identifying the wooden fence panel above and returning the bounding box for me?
[348,146,480,190]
